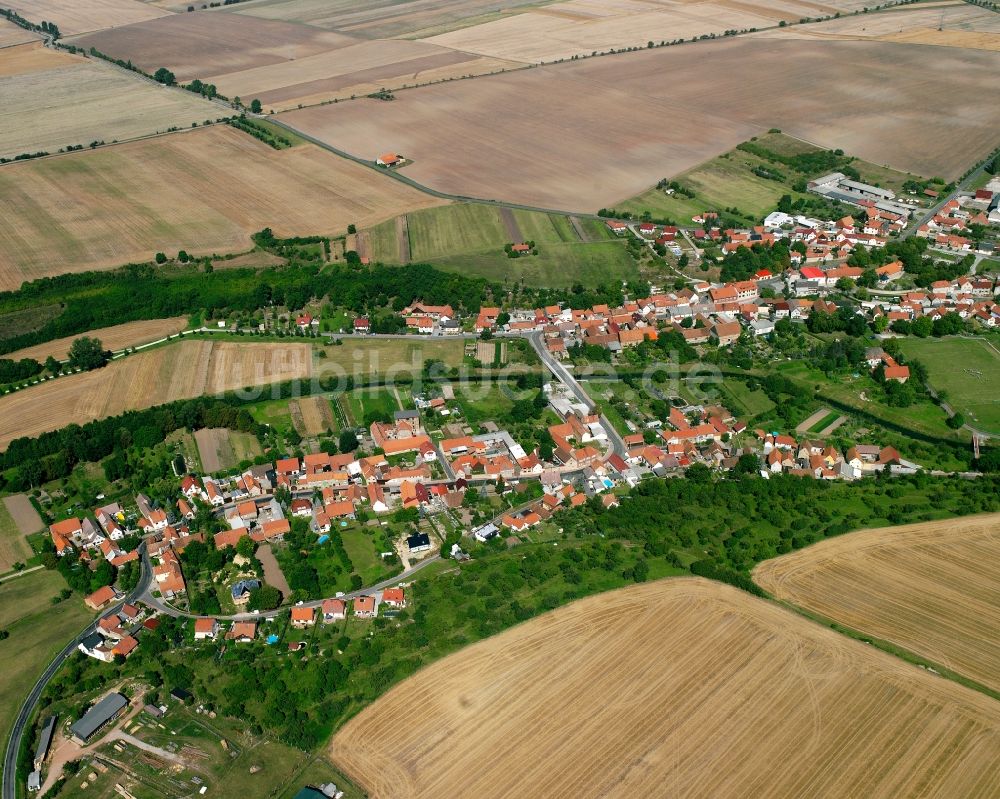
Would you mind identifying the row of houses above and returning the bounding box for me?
[758,431,909,479]
[193,588,408,642]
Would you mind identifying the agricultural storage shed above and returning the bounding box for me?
[70,692,128,743]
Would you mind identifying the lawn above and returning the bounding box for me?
[808,411,842,434]
[369,204,637,287]
[340,527,392,585]
[0,496,33,573]
[345,387,399,427]
[0,570,91,758]
[897,337,1000,435]
[719,378,775,419]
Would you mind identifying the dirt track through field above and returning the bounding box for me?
[569,215,590,242]
[754,514,1000,692]
[499,206,523,242]
[331,577,1000,799]
[396,215,411,264]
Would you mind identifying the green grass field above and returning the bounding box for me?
[345,387,399,427]
[0,497,34,573]
[619,132,927,223]
[0,570,92,758]
[720,378,775,419]
[340,527,391,585]
[367,204,637,287]
[808,411,842,434]
[897,337,1000,434]
[323,338,466,377]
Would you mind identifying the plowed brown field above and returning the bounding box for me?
[284,38,1000,209]
[0,340,313,448]
[6,317,188,362]
[754,514,1000,692]
[331,578,1000,799]
[0,125,444,290]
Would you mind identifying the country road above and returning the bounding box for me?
[1,545,153,799]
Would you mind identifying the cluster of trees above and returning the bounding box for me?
[153,67,176,85]
[719,241,792,282]
[0,8,59,38]
[0,397,258,491]
[736,139,857,179]
[228,116,291,149]
[0,357,43,385]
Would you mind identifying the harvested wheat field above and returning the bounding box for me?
[70,14,521,111]
[225,0,550,39]
[0,44,212,160]
[0,125,443,290]
[427,0,872,63]
[754,514,1000,693]
[756,1,1000,50]
[0,0,169,36]
[206,39,521,112]
[0,340,313,448]
[69,13,356,84]
[291,396,336,436]
[332,577,1000,799]
[0,19,38,49]
[284,37,1000,209]
[7,317,188,362]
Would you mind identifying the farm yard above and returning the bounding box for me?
[365,204,636,286]
[754,1,1000,51]
[754,514,1000,692]
[6,317,188,362]
[1,0,169,36]
[331,578,1000,799]
[283,37,1000,210]
[0,339,314,448]
[425,0,874,63]
[0,125,443,290]
[896,337,1000,435]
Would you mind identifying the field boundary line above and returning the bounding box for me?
[764,595,1000,703]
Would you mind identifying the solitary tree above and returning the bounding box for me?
[250,98,263,114]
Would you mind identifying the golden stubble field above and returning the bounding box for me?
[6,317,189,362]
[284,37,1000,209]
[754,1,1000,50]
[0,125,444,290]
[0,340,313,448]
[70,13,522,112]
[331,578,1000,799]
[0,0,168,36]
[426,0,873,62]
[754,514,1000,693]
[0,42,212,160]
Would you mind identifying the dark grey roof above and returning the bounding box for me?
[70,692,128,742]
[394,410,419,421]
[34,715,56,764]
[406,532,431,550]
[79,632,104,650]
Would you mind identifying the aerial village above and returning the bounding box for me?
[41,177,999,665]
